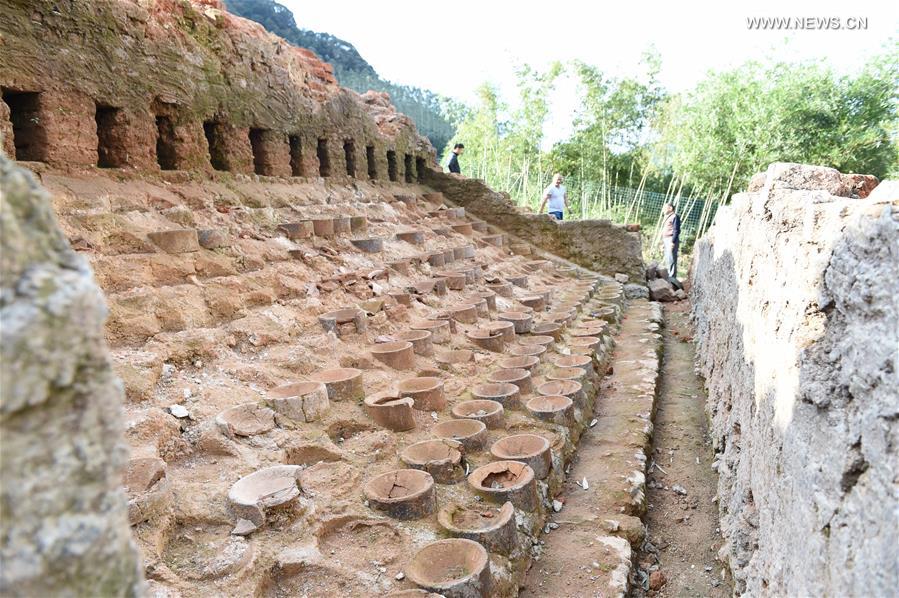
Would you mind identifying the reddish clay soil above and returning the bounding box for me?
[44,170,628,596]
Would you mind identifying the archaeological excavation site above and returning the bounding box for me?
[0,2,896,597]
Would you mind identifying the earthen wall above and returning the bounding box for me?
[0,156,144,597]
[691,163,898,595]
[0,1,432,178]
[423,170,645,281]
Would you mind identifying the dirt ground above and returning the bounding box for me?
[630,301,732,597]
[520,301,662,598]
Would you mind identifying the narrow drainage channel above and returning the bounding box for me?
[629,302,732,597]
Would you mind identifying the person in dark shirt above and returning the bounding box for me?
[447,143,464,174]
[661,202,681,279]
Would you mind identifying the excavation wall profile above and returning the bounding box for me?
[691,163,898,596]
[0,0,430,175]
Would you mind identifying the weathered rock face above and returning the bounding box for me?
[0,156,144,595]
[0,0,430,177]
[691,163,898,596]
[423,170,645,281]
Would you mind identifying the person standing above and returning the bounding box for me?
[539,173,569,220]
[447,143,464,174]
[661,202,681,279]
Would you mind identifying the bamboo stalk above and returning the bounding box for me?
[696,161,738,236]
[624,170,647,224]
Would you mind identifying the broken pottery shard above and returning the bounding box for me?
[231,519,258,536]
[215,403,276,437]
[124,457,171,526]
[267,382,330,423]
[228,465,304,527]
[168,404,190,418]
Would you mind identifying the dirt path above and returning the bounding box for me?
[630,302,731,597]
[521,300,663,598]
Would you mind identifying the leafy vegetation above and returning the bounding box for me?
[444,45,898,259]
[552,51,666,192]
[444,64,563,211]
[444,56,671,217]
[224,0,455,149]
[657,47,899,193]
[224,0,897,252]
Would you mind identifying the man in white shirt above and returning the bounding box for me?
[539,173,569,220]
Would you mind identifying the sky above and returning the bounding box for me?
[281,0,897,144]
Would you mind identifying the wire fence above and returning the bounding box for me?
[566,180,721,244]
[460,158,723,255]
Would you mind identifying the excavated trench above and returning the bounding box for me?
[3,136,733,596]
[521,298,730,597]
[629,302,732,597]
[3,3,894,597]
[2,141,727,597]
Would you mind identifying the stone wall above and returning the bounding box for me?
[0,156,144,595]
[690,163,898,596]
[0,1,431,177]
[423,170,645,281]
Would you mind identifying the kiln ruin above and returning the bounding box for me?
[1,2,896,597]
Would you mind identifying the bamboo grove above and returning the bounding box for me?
[441,45,898,259]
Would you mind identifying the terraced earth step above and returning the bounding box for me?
[521,299,663,598]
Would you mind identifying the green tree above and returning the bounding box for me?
[552,49,667,194]
[656,47,899,192]
[506,62,564,158]
[443,65,562,208]
[444,82,504,175]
